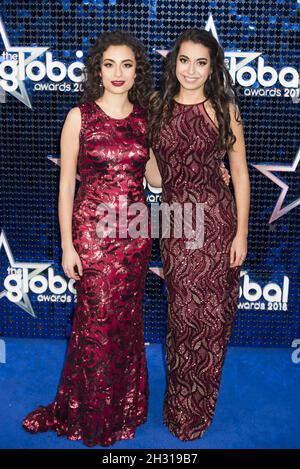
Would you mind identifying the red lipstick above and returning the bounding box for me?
[111,81,125,87]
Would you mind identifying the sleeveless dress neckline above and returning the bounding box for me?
[173,98,218,132]
[93,100,135,121]
[173,97,209,105]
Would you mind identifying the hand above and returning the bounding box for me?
[220,162,231,186]
[230,234,248,268]
[62,246,83,280]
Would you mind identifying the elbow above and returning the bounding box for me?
[145,170,162,188]
[58,183,76,201]
[146,176,162,189]
[231,169,250,185]
[59,179,76,192]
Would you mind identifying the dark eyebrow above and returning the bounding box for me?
[179,54,208,61]
[102,58,135,63]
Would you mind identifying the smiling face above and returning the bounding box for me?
[175,40,212,95]
[99,44,137,95]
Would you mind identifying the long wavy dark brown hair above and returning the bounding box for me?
[79,30,153,110]
[149,29,241,150]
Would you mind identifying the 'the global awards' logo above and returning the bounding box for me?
[238,271,289,312]
[0,16,84,108]
[0,230,77,317]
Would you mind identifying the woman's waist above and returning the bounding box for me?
[162,183,232,203]
[73,193,148,217]
[75,186,146,204]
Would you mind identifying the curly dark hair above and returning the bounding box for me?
[79,30,153,110]
[149,29,242,150]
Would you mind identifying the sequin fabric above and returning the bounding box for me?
[22,101,152,447]
[153,100,241,441]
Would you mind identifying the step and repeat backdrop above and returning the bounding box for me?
[0,0,299,346]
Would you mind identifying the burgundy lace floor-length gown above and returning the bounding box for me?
[153,99,241,441]
[22,101,152,447]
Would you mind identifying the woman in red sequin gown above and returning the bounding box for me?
[22,32,158,447]
[150,29,250,440]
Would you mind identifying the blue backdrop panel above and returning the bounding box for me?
[0,0,299,346]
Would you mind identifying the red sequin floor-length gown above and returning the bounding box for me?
[153,99,241,441]
[22,101,152,447]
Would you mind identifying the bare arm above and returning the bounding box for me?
[145,148,162,188]
[58,107,81,250]
[227,104,250,267]
[227,104,250,238]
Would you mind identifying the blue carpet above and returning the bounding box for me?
[0,338,299,449]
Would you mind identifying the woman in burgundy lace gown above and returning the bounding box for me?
[22,32,158,447]
[150,29,250,440]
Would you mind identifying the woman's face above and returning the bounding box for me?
[99,45,136,95]
[175,40,212,94]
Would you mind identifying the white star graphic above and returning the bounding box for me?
[155,13,262,74]
[252,147,300,223]
[0,16,48,109]
[149,266,164,279]
[0,229,52,317]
